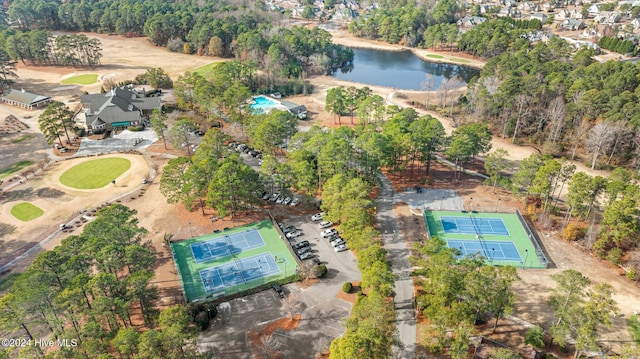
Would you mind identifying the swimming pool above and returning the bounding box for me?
[250,96,280,114]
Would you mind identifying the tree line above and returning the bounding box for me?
[498,152,640,275]
[0,31,102,67]
[4,1,353,78]
[0,204,208,358]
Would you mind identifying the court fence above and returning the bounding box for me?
[169,245,188,304]
[515,209,549,269]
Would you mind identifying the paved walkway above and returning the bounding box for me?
[376,173,416,358]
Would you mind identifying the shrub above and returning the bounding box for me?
[627,269,637,282]
[74,127,86,137]
[312,264,327,278]
[562,222,586,241]
[128,125,144,132]
[606,247,623,265]
[342,282,353,293]
[524,325,545,349]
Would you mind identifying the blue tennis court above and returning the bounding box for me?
[191,229,265,263]
[447,239,522,261]
[199,252,280,293]
[440,216,509,236]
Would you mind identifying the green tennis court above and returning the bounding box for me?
[425,210,548,269]
[170,220,298,302]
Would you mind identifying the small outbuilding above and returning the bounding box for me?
[0,89,52,110]
[280,100,308,119]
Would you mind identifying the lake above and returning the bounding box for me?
[330,47,481,91]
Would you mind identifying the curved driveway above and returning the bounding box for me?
[376,173,416,357]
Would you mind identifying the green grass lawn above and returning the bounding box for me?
[0,160,33,179]
[425,54,444,59]
[61,74,98,85]
[192,62,222,79]
[11,134,33,144]
[11,202,44,221]
[60,158,131,189]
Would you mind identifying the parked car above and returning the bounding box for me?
[334,244,348,252]
[321,228,338,238]
[296,246,312,255]
[286,230,303,239]
[331,239,346,247]
[273,284,285,298]
[290,198,300,206]
[326,234,341,242]
[311,213,323,221]
[311,257,321,264]
[262,192,271,200]
[293,240,310,249]
[299,252,315,260]
[283,197,292,205]
[276,195,285,204]
[282,226,297,234]
[318,221,333,229]
[270,193,279,202]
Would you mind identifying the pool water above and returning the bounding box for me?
[250,96,279,113]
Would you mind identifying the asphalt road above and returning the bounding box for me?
[377,173,417,357]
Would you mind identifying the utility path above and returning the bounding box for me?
[376,173,417,358]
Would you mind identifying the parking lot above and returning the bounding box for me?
[198,212,361,358]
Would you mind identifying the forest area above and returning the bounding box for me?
[2,0,640,357]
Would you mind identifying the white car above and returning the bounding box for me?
[331,239,346,247]
[290,198,300,206]
[318,221,333,229]
[334,244,348,252]
[286,230,303,239]
[283,197,292,205]
[311,213,323,221]
[321,228,338,238]
[276,195,285,204]
[270,193,279,202]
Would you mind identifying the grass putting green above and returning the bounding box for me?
[60,158,131,189]
[11,203,44,221]
[0,160,33,179]
[425,54,444,59]
[61,74,98,85]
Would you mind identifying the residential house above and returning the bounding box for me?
[542,3,555,12]
[518,2,540,12]
[562,18,586,30]
[530,12,549,23]
[594,11,620,24]
[588,3,602,17]
[556,9,571,20]
[0,89,51,110]
[80,86,161,132]
[333,8,357,21]
[457,16,488,29]
[497,7,521,17]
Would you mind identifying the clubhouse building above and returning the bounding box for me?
[80,86,161,131]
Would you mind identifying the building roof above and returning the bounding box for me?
[81,87,161,127]
[280,100,307,114]
[0,89,51,106]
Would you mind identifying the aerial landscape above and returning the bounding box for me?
[2,0,640,358]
